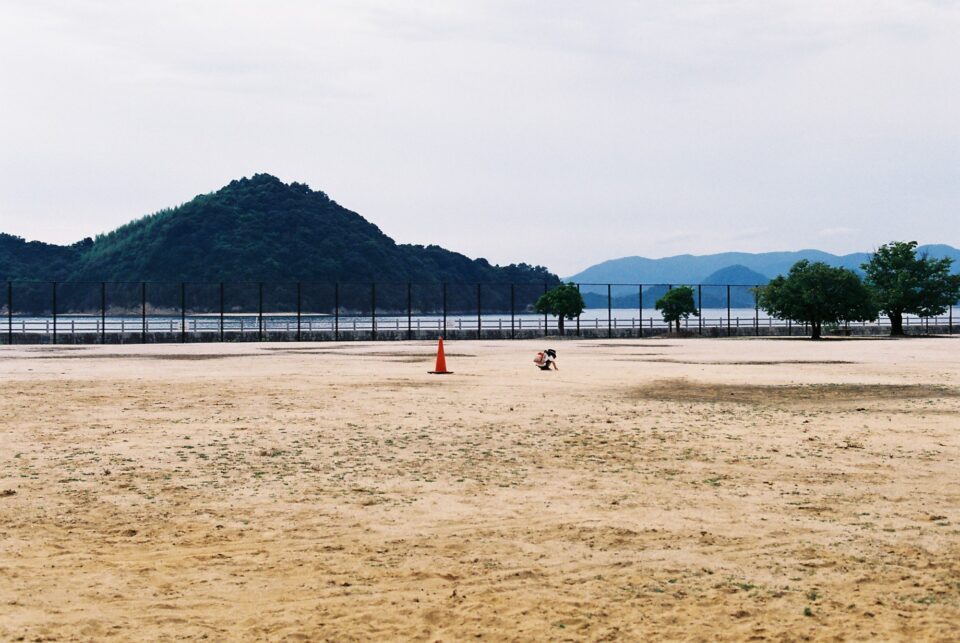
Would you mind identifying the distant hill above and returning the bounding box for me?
[581,268,764,310]
[0,174,558,313]
[702,264,769,285]
[567,245,960,297]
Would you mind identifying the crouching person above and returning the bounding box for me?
[534,349,558,371]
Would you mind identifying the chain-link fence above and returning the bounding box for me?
[1,280,956,344]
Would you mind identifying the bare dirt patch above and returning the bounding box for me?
[25,352,264,360]
[616,358,856,365]
[262,347,475,360]
[628,379,959,406]
[350,378,442,389]
[578,342,676,349]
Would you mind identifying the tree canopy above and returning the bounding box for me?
[758,260,875,339]
[655,286,698,332]
[862,241,960,336]
[534,283,585,335]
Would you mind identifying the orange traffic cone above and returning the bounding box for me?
[428,337,453,374]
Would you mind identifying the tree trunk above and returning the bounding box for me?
[675,319,681,333]
[889,311,904,336]
[558,316,564,336]
[810,320,822,340]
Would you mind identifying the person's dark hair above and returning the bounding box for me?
[545,349,556,358]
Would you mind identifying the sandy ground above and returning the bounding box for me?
[1,336,959,641]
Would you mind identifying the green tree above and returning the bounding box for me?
[534,282,585,335]
[758,260,875,340]
[655,286,698,333]
[862,241,960,336]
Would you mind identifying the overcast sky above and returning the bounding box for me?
[1,1,958,276]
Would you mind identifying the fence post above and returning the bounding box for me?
[442,283,447,337]
[258,282,264,341]
[754,286,759,336]
[726,284,731,337]
[697,284,702,335]
[576,283,581,337]
[100,282,106,344]
[140,282,146,343]
[638,285,644,338]
[477,283,482,339]
[219,282,225,342]
[296,282,302,342]
[407,282,412,341]
[180,282,186,343]
[510,283,516,339]
[370,282,376,341]
[334,283,340,341]
[52,281,57,345]
[607,283,612,339]
[6,282,11,346]
[543,279,548,337]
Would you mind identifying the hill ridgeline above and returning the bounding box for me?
[1,174,557,289]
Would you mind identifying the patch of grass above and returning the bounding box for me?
[914,594,942,605]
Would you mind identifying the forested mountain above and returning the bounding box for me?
[1,174,557,313]
[1,174,556,285]
[0,234,83,282]
[568,245,960,296]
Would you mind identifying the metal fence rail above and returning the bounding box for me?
[2,280,957,344]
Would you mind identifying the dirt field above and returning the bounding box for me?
[1,337,959,641]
